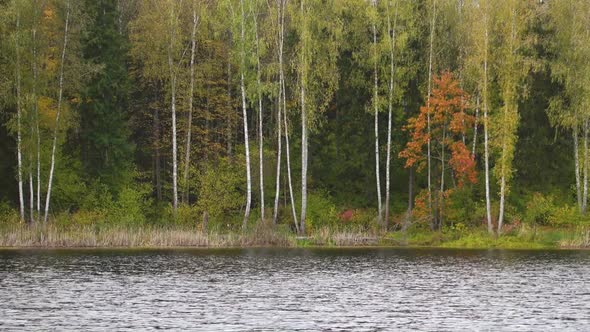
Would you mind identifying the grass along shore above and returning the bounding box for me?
[0,223,589,249]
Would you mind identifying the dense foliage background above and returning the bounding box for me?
[0,0,588,237]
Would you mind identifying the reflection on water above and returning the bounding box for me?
[0,248,589,331]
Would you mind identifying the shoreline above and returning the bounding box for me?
[1,245,589,250]
[1,224,589,250]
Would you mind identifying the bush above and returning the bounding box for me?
[444,187,478,226]
[0,201,19,226]
[524,192,555,226]
[106,184,150,227]
[196,158,244,229]
[549,205,590,227]
[302,189,338,233]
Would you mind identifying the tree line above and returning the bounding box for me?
[0,0,588,235]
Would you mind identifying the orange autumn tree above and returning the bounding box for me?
[400,71,476,230]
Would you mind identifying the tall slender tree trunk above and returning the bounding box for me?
[384,0,398,230]
[472,97,479,157]
[29,162,33,223]
[439,126,446,230]
[426,0,437,228]
[483,10,493,234]
[283,76,298,228]
[497,5,518,235]
[32,4,41,222]
[583,119,588,213]
[154,105,162,201]
[574,123,583,212]
[168,6,179,215]
[272,77,283,224]
[300,0,308,235]
[240,0,252,228]
[15,8,25,222]
[227,38,233,158]
[253,9,265,223]
[372,0,382,226]
[183,3,199,204]
[44,2,70,224]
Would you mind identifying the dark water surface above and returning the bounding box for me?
[0,248,589,331]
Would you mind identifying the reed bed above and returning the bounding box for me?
[0,224,296,248]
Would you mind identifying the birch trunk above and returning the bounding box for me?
[583,119,588,213]
[574,124,583,212]
[182,3,199,204]
[253,9,265,222]
[372,0,382,226]
[300,0,308,235]
[426,0,437,227]
[439,126,446,229]
[384,0,398,230]
[483,12,493,234]
[472,97,479,157]
[15,8,25,222]
[29,166,33,223]
[240,0,252,228]
[283,76,298,228]
[33,5,41,222]
[227,41,233,158]
[168,7,179,215]
[277,2,298,228]
[44,2,70,223]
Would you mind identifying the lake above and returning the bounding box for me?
[0,248,589,331]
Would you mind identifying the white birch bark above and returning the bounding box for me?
[472,97,479,157]
[15,7,25,222]
[168,6,179,214]
[253,7,265,222]
[300,0,308,234]
[384,0,398,230]
[44,2,70,223]
[574,123,583,212]
[372,0,382,226]
[240,0,252,228]
[272,0,285,225]
[426,0,437,225]
[283,76,298,228]
[33,3,41,222]
[483,6,493,234]
[583,119,588,212]
[182,2,199,204]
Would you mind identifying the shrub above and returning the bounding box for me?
[549,205,590,227]
[0,201,19,226]
[523,192,555,226]
[196,158,244,228]
[303,189,338,233]
[106,184,150,227]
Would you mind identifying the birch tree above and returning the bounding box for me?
[182,0,200,204]
[130,0,187,215]
[15,3,25,222]
[383,0,415,229]
[239,0,252,227]
[370,0,383,226]
[465,0,494,233]
[272,0,285,225]
[547,0,590,214]
[426,0,437,226]
[44,0,71,224]
[494,0,532,233]
[296,0,341,234]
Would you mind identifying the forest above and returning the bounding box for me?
[0,0,589,248]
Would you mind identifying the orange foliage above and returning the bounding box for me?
[400,71,476,187]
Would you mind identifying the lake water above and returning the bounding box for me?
[0,248,589,331]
